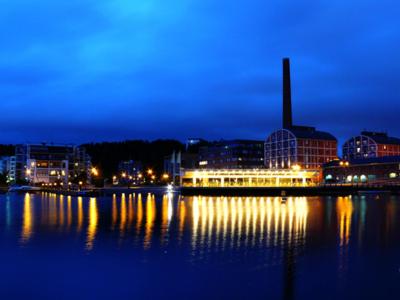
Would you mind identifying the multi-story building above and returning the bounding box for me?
[265,126,337,169]
[342,131,400,160]
[0,156,16,182]
[14,143,91,185]
[198,140,264,169]
[265,58,337,170]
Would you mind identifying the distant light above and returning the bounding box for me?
[91,167,99,176]
[167,184,173,192]
[292,165,301,171]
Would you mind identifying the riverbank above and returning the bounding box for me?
[6,184,400,197]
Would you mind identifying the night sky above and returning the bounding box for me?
[1,0,399,144]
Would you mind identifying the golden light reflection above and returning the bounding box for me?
[59,195,64,227]
[67,196,72,228]
[337,196,353,246]
[178,199,186,243]
[21,193,34,244]
[112,194,117,230]
[136,194,143,234]
[189,196,308,252]
[86,197,98,251]
[144,194,156,249]
[77,196,83,233]
[120,194,127,236]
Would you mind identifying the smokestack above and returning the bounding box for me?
[282,58,293,128]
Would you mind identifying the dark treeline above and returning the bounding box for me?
[82,139,185,178]
[0,145,15,156]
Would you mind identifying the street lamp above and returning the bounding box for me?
[91,167,99,177]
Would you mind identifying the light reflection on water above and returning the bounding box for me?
[12,192,362,253]
[2,191,400,299]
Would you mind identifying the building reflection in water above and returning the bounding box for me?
[21,193,34,244]
[144,194,156,249]
[337,196,353,247]
[14,192,380,261]
[336,196,354,282]
[86,197,98,251]
[190,196,308,254]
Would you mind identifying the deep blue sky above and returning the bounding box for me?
[0,0,399,144]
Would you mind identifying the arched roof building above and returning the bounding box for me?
[343,131,400,160]
[265,126,337,169]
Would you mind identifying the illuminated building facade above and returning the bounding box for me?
[0,156,16,182]
[15,143,91,185]
[181,168,319,187]
[198,140,264,169]
[265,126,337,169]
[342,131,400,160]
[323,156,400,184]
[265,58,337,170]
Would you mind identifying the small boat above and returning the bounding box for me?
[8,185,41,193]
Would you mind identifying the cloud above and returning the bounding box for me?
[0,0,399,144]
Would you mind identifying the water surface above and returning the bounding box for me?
[0,191,399,299]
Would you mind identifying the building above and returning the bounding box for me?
[0,156,16,182]
[181,168,319,187]
[198,140,264,169]
[265,126,337,169]
[14,143,91,185]
[265,58,337,169]
[342,131,400,160]
[117,160,143,185]
[323,156,400,184]
[164,151,199,184]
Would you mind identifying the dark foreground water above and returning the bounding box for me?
[0,191,399,299]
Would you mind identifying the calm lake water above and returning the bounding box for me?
[0,190,399,299]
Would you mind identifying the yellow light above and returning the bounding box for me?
[138,173,143,179]
[79,181,83,185]
[147,169,153,175]
[345,162,349,166]
[112,176,117,180]
[162,174,169,179]
[292,165,301,171]
[151,175,156,180]
[91,167,99,176]
[121,172,127,178]
[26,169,32,176]
[340,161,344,166]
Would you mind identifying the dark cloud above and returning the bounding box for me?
[0,0,399,144]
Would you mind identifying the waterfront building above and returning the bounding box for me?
[14,143,91,185]
[181,168,319,187]
[342,131,400,160]
[0,156,16,182]
[164,151,198,184]
[198,140,264,169]
[265,126,337,170]
[265,58,337,169]
[323,156,400,184]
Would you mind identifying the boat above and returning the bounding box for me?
[8,185,41,193]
